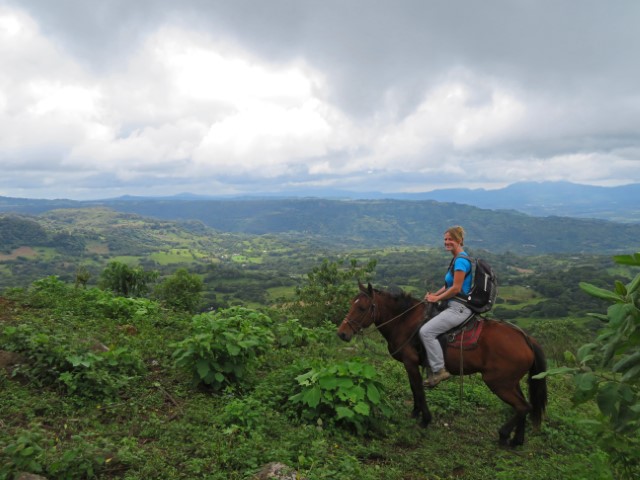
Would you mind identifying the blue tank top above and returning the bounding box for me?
[444,254,472,295]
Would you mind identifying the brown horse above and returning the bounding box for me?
[337,283,548,446]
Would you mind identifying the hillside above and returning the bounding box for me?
[48,199,640,254]
[2,199,640,255]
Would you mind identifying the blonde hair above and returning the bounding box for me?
[445,225,465,246]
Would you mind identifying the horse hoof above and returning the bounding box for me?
[419,417,432,428]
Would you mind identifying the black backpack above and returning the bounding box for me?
[449,254,498,314]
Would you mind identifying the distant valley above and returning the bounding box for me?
[2,182,640,255]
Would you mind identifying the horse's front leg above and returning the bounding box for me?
[403,358,431,427]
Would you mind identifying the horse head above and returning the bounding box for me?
[337,282,377,341]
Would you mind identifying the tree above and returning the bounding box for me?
[74,266,91,289]
[288,258,377,326]
[98,261,158,297]
[155,268,203,312]
[541,252,640,478]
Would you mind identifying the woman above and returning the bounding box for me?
[419,225,473,388]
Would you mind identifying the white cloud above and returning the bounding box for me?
[0,2,639,199]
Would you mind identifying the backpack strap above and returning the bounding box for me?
[447,252,473,277]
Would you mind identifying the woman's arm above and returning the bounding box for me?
[425,270,466,303]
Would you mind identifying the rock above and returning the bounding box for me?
[90,341,110,352]
[16,473,48,480]
[0,350,25,372]
[254,462,306,480]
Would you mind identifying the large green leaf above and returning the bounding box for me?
[621,363,640,383]
[613,351,640,373]
[614,281,627,296]
[575,372,598,392]
[613,253,640,266]
[597,382,620,418]
[577,343,597,363]
[367,383,381,404]
[335,406,354,419]
[302,386,321,408]
[353,402,371,416]
[195,359,210,379]
[580,282,623,303]
[318,376,339,389]
[627,273,640,295]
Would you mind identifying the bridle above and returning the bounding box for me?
[343,289,427,338]
[342,291,379,336]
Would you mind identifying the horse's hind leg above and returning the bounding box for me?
[510,384,529,446]
[484,378,531,446]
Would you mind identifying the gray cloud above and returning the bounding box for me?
[1,0,639,199]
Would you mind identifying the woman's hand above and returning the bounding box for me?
[425,292,439,303]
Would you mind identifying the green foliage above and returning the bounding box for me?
[271,316,330,348]
[289,258,377,326]
[1,425,47,475]
[0,214,48,252]
[541,252,640,478]
[171,307,275,389]
[4,228,638,478]
[74,265,91,288]
[0,422,107,479]
[154,267,203,312]
[94,293,161,322]
[2,324,145,399]
[99,260,159,297]
[288,359,392,434]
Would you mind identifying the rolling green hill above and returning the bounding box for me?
[2,196,639,254]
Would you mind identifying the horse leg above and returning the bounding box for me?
[484,376,532,446]
[404,359,432,427]
[510,384,529,446]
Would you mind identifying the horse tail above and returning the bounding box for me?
[527,339,548,428]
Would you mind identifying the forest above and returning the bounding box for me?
[0,207,639,479]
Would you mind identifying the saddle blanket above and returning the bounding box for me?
[446,317,484,349]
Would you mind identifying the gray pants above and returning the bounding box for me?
[419,301,473,372]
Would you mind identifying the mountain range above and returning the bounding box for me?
[2,181,638,223]
[1,181,640,254]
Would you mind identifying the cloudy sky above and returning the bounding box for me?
[1,0,639,200]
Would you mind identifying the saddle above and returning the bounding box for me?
[441,316,484,350]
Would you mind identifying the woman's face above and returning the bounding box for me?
[444,232,462,252]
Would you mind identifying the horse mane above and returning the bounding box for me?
[373,286,419,312]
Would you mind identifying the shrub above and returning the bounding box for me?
[288,359,392,434]
[288,258,377,326]
[541,252,640,479]
[1,324,145,399]
[154,268,203,312]
[171,307,275,389]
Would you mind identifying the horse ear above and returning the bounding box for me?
[358,281,367,292]
[367,283,373,295]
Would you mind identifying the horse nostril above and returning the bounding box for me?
[337,332,350,342]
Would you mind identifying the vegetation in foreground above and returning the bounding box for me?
[1,254,638,479]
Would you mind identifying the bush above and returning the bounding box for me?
[1,324,145,399]
[171,307,275,389]
[542,252,640,479]
[288,359,392,434]
[154,268,203,312]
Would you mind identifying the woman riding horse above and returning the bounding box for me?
[337,283,547,446]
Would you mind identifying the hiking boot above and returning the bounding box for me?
[425,369,451,388]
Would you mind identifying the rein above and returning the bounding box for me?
[347,290,427,357]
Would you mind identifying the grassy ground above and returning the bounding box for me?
[0,283,616,480]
